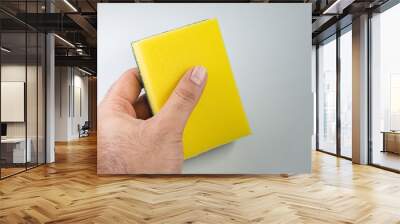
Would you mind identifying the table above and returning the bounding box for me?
[1,138,32,164]
[382,131,400,154]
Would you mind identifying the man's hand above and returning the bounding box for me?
[97,66,207,174]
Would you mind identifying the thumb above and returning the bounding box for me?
[155,66,208,132]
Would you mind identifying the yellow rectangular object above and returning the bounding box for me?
[132,19,251,159]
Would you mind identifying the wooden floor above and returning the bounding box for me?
[1,163,45,178]
[0,167,26,178]
[1,136,400,223]
[373,150,400,171]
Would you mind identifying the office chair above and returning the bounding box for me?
[79,121,90,138]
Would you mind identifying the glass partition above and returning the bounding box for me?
[0,1,46,179]
[1,31,28,177]
[317,36,337,154]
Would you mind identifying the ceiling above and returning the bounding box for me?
[0,0,392,74]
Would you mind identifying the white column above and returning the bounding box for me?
[352,14,369,164]
[46,32,55,163]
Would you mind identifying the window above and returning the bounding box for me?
[318,36,337,154]
[316,25,353,159]
[371,3,400,171]
[340,28,352,158]
[390,74,400,130]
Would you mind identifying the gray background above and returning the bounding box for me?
[97,3,312,174]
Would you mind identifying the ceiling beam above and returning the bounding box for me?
[323,0,356,14]
[67,13,97,46]
[55,55,96,72]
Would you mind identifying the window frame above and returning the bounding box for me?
[315,24,353,161]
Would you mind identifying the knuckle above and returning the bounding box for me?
[174,87,197,105]
[103,98,135,116]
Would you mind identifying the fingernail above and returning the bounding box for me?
[190,66,207,86]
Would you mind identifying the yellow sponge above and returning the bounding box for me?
[132,19,251,159]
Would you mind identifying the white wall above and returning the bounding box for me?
[1,65,41,137]
[1,65,26,138]
[55,66,69,141]
[71,73,89,138]
[55,67,89,141]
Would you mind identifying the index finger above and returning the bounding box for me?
[105,68,143,104]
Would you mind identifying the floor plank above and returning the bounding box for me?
[1,135,400,223]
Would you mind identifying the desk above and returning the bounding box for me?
[382,131,400,154]
[1,138,31,163]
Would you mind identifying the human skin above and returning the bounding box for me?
[97,66,207,174]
